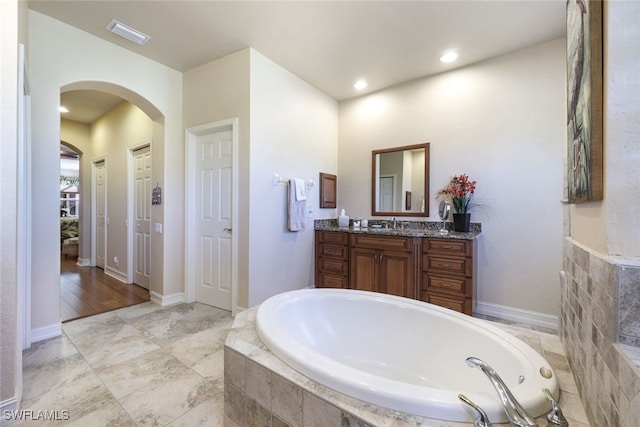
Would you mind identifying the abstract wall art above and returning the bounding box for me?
[566,0,603,203]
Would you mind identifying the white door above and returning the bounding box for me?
[133,146,151,289]
[95,160,106,269]
[195,128,233,310]
[380,176,394,212]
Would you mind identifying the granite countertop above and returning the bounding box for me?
[314,219,481,240]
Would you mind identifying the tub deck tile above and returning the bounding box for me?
[225,308,590,427]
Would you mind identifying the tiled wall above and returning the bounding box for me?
[224,347,374,427]
[619,265,640,347]
[560,238,640,426]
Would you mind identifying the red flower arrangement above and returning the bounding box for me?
[439,174,477,214]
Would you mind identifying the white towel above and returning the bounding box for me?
[288,180,306,231]
[294,178,307,201]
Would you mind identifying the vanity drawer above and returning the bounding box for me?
[423,255,472,277]
[423,293,471,314]
[423,273,471,297]
[317,272,349,289]
[318,231,349,245]
[350,234,411,252]
[318,258,349,276]
[318,243,348,259]
[424,238,471,257]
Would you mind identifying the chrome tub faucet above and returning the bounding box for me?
[465,357,537,427]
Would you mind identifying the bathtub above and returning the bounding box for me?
[256,288,558,423]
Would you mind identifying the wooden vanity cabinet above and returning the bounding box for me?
[421,238,475,315]
[349,234,418,299]
[315,231,350,288]
[314,230,477,314]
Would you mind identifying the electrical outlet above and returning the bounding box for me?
[114,256,119,267]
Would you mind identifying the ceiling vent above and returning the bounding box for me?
[106,19,150,45]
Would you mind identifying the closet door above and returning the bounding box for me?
[94,160,106,269]
[133,146,151,289]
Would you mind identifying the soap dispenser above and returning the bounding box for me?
[338,209,349,228]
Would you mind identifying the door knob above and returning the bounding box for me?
[223,228,232,234]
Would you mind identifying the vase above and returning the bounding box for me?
[453,213,471,232]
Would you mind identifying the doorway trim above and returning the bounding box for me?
[127,140,152,285]
[17,43,32,350]
[91,157,107,268]
[185,118,239,315]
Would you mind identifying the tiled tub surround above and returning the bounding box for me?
[224,307,589,427]
[560,238,640,427]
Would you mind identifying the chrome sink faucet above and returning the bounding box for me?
[465,357,537,427]
[391,217,397,229]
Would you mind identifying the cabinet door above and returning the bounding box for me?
[379,250,413,298]
[350,247,378,292]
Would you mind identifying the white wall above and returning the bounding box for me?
[28,10,182,334]
[248,49,338,307]
[1,0,19,407]
[570,0,640,260]
[604,1,640,259]
[183,49,251,307]
[339,39,566,317]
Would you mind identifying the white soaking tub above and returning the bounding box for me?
[256,288,558,423]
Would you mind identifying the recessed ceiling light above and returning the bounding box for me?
[106,19,151,45]
[440,51,459,63]
[354,80,368,90]
[59,106,69,113]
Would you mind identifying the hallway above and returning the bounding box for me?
[60,256,150,322]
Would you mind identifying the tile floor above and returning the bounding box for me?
[17,302,232,426]
[17,301,587,426]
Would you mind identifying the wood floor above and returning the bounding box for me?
[60,256,150,322]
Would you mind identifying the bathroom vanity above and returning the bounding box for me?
[314,222,479,315]
[421,238,475,314]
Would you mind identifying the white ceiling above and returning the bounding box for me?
[60,90,125,124]
[33,0,567,123]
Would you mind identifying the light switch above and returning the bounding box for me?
[154,223,163,234]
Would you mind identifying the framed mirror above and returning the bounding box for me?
[372,143,430,217]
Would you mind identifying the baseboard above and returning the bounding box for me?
[474,301,558,332]
[30,322,62,343]
[150,291,184,307]
[105,266,128,283]
[229,304,247,317]
[1,397,19,426]
[76,258,91,267]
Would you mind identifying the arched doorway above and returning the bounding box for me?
[58,83,161,321]
[59,142,81,257]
